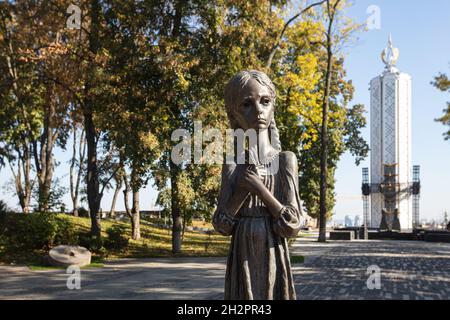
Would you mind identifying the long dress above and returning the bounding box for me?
[212,151,304,300]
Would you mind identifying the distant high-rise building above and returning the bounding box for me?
[345,215,353,227]
[354,215,361,227]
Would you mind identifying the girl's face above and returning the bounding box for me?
[232,78,274,131]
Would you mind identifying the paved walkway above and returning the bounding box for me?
[0,238,449,300]
[292,238,450,300]
[0,258,226,300]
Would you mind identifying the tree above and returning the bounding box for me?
[0,1,78,213]
[99,0,162,240]
[318,0,339,242]
[150,0,366,251]
[82,0,105,237]
[266,0,326,69]
[150,0,288,253]
[269,1,368,232]
[310,0,367,242]
[432,71,450,140]
[0,2,42,213]
[35,0,114,236]
[0,0,368,248]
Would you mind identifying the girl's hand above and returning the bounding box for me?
[237,167,265,196]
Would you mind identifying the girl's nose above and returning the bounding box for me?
[255,103,264,115]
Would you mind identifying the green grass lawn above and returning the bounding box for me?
[1,215,305,268]
[0,214,230,268]
[65,215,231,258]
[25,255,106,271]
[28,262,105,271]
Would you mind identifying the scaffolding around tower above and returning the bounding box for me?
[412,165,421,227]
[361,164,421,232]
[362,168,370,239]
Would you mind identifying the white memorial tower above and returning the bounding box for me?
[361,36,420,232]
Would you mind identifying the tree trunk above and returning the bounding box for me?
[182,213,186,241]
[84,99,101,235]
[170,161,182,254]
[131,188,140,240]
[110,183,121,218]
[73,128,85,217]
[37,84,57,212]
[130,167,141,240]
[318,1,335,243]
[70,127,78,216]
[9,147,32,214]
[166,0,185,254]
[318,55,332,243]
[84,108,101,237]
[23,145,32,214]
[70,128,77,216]
[84,0,102,237]
[123,177,131,217]
[123,170,140,240]
[31,83,60,213]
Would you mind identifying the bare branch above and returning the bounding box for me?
[266,0,326,69]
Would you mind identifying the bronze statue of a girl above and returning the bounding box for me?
[212,70,304,300]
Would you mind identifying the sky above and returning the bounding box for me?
[334,0,450,222]
[1,0,450,223]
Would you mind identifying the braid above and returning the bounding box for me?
[269,117,282,151]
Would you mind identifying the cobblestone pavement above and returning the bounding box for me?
[0,238,449,299]
[291,238,450,300]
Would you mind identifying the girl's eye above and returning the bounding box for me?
[243,102,252,108]
[262,98,270,105]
